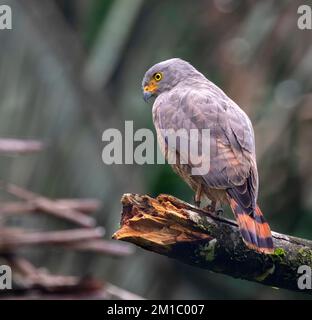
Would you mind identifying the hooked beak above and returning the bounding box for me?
[143,91,153,102]
[143,81,158,103]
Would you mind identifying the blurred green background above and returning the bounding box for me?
[0,0,312,299]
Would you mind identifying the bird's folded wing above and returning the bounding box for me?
[153,88,258,212]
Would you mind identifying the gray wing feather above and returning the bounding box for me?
[153,84,259,210]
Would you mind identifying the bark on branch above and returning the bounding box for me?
[113,193,312,295]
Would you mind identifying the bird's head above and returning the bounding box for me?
[142,58,202,102]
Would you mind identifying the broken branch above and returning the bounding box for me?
[113,193,312,295]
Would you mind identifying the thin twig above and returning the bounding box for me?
[0,199,101,216]
[63,239,134,256]
[105,283,145,300]
[1,183,96,227]
[0,227,105,249]
[0,139,44,154]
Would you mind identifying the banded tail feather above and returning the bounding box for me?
[229,198,274,254]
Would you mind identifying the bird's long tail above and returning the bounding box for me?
[229,199,274,254]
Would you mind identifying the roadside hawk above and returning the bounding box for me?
[142,58,273,254]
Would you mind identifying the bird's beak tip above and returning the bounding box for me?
[143,91,153,103]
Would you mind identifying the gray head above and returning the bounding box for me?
[142,58,203,102]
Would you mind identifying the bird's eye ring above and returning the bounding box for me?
[153,72,163,82]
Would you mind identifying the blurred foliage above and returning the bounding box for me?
[0,0,311,299]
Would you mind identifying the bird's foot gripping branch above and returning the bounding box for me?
[113,194,312,295]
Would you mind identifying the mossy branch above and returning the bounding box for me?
[113,193,312,295]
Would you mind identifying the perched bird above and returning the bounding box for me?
[142,58,273,254]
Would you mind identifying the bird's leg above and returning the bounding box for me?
[204,200,216,213]
[215,204,224,216]
[194,184,203,208]
[205,201,224,216]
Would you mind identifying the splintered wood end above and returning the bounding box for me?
[113,194,211,254]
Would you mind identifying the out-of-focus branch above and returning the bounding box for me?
[1,183,96,227]
[0,183,135,258]
[50,199,102,213]
[0,133,138,299]
[0,199,101,216]
[2,256,143,300]
[63,239,134,256]
[114,193,312,295]
[104,283,145,300]
[0,139,44,154]
[0,227,105,250]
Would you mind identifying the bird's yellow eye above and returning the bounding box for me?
[153,72,163,82]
